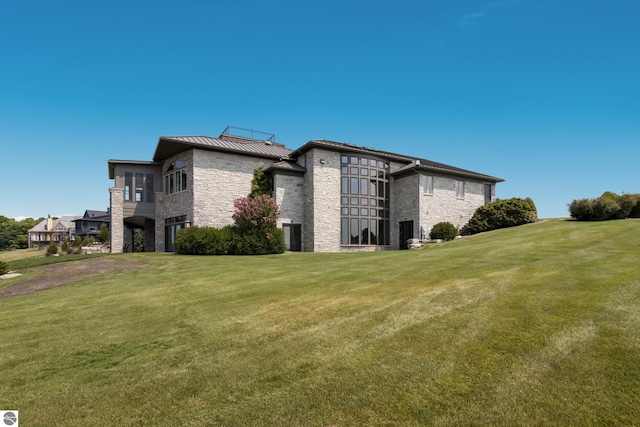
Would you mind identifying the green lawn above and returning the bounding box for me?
[1,219,639,426]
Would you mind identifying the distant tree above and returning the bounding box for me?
[0,216,41,250]
[248,168,271,200]
[98,223,110,243]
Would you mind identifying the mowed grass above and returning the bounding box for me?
[1,219,640,426]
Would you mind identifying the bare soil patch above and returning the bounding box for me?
[0,257,142,300]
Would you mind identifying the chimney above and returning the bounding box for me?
[46,215,53,231]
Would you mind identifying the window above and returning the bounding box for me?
[146,174,154,202]
[484,183,492,205]
[340,154,390,246]
[164,161,188,195]
[135,173,144,202]
[423,175,434,195]
[455,180,465,199]
[125,172,132,201]
[165,215,188,252]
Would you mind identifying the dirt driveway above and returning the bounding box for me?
[0,258,142,300]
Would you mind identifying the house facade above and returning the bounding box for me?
[73,210,111,241]
[28,215,80,249]
[108,127,503,253]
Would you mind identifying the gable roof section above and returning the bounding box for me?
[265,160,306,174]
[28,216,81,232]
[292,139,504,183]
[392,161,504,183]
[153,135,293,162]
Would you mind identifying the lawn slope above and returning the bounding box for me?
[1,219,639,426]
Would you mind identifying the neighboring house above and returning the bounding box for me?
[108,126,504,253]
[73,210,111,241]
[28,215,80,249]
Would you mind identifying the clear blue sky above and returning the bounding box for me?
[1,0,638,220]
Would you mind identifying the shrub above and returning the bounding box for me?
[229,227,286,255]
[61,240,69,253]
[232,195,279,231]
[462,197,538,235]
[82,236,94,247]
[175,226,234,255]
[46,241,58,257]
[430,222,458,241]
[0,260,9,275]
[569,192,640,221]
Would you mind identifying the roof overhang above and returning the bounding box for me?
[108,160,161,179]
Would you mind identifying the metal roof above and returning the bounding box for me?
[292,140,504,183]
[152,135,293,162]
[265,160,307,174]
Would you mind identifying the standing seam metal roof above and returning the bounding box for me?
[153,136,293,162]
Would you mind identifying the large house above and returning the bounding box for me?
[73,209,111,241]
[108,127,503,253]
[28,215,80,249]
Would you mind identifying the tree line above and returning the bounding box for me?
[0,215,44,250]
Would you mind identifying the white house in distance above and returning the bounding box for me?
[28,215,80,249]
[108,126,504,253]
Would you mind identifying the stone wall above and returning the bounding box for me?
[109,187,124,253]
[302,149,342,252]
[419,174,490,236]
[191,149,271,228]
[390,173,420,249]
[274,173,304,228]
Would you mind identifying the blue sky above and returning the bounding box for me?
[1,0,638,220]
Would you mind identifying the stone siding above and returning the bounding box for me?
[274,173,304,228]
[191,149,271,228]
[419,174,490,236]
[390,173,420,249]
[109,187,124,253]
[302,149,342,252]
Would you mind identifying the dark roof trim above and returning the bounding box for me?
[291,140,504,183]
[108,160,162,179]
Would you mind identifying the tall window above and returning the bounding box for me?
[165,215,187,252]
[340,154,390,246]
[125,172,132,201]
[423,175,434,195]
[146,174,155,202]
[164,161,188,195]
[455,180,465,199]
[135,173,144,201]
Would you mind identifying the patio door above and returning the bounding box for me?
[399,220,414,250]
[283,224,301,251]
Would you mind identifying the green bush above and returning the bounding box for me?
[175,225,286,256]
[430,222,458,241]
[569,192,640,221]
[462,197,538,235]
[0,260,9,275]
[175,226,234,255]
[46,241,58,257]
[229,227,286,255]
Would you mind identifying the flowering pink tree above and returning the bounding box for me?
[232,194,280,231]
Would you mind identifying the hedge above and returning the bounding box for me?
[462,197,537,235]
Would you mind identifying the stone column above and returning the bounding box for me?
[109,187,124,253]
